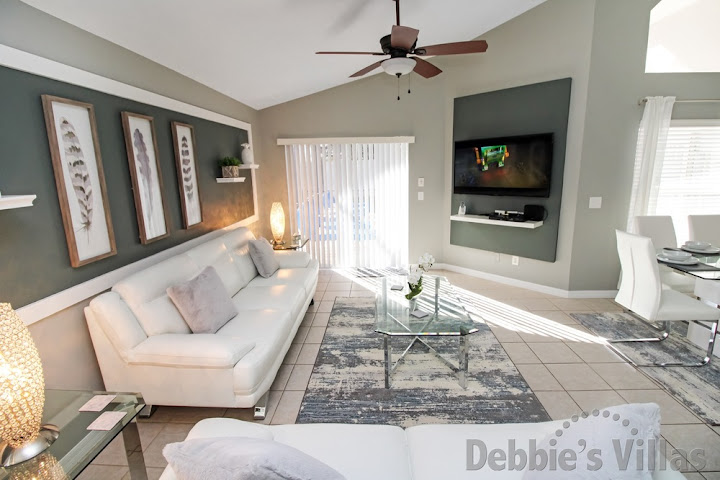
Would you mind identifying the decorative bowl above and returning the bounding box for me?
[662,249,692,260]
[685,241,711,250]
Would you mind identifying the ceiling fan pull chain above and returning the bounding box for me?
[408,74,412,95]
[397,75,401,101]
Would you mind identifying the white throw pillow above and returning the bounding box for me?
[248,238,280,278]
[167,266,239,334]
[163,436,346,480]
[523,403,661,480]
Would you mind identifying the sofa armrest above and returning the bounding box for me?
[87,292,148,360]
[128,334,255,368]
[274,250,311,268]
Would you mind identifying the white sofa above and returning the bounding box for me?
[84,227,318,415]
[159,418,687,480]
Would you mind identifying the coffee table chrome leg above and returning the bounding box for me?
[458,336,469,389]
[122,420,148,480]
[384,335,392,388]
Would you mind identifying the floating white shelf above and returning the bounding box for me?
[0,195,37,210]
[450,214,543,229]
[238,164,259,170]
[216,177,246,183]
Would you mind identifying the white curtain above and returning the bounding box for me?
[626,96,676,231]
[283,141,409,268]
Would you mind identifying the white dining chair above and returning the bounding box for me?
[633,215,695,294]
[613,230,720,366]
[688,214,720,246]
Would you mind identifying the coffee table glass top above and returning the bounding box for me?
[0,390,145,479]
[375,275,479,336]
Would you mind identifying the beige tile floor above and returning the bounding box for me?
[79,269,720,479]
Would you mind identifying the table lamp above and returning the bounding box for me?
[0,303,58,466]
[270,202,285,245]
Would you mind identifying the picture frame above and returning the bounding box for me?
[121,112,171,244]
[41,95,117,268]
[171,121,203,228]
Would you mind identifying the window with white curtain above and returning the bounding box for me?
[281,139,411,268]
[645,120,720,242]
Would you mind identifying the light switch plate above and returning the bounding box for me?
[589,197,602,209]
[418,177,425,187]
[512,256,519,266]
[418,191,424,201]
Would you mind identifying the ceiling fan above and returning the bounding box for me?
[316,0,488,80]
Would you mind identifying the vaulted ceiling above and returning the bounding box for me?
[22,0,546,109]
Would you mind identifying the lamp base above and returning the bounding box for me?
[0,425,59,467]
[271,239,285,246]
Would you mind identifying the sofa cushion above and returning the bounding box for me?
[128,334,254,368]
[215,310,294,394]
[230,245,259,288]
[186,237,245,296]
[163,437,345,480]
[233,285,306,322]
[247,264,318,296]
[249,238,280,278]
[167,266,238,334]
[113,254,200,336]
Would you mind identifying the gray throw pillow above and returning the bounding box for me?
[167,266,239,334]
[248,238,280,278]
[163,436,346,480]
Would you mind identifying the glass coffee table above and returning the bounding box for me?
[0,389,147,480]
[375,275,480,389]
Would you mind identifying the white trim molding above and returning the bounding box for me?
[277,136,415,145]
[17,218,256,326]
[0,44,261,324]
[434,263,617,299]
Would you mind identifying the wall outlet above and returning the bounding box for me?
[512,256,519,266]
[418,177,425,187]
[589,197,602,209]
[417,191,424,201]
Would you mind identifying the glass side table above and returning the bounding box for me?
[272,238,309,251]
[0,390,147,480]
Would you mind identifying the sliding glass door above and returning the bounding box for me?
[283,141,409,268]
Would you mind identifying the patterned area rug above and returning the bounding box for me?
[573,312,720,425]
[298,297,550,427]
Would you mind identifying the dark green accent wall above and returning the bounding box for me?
[451,78,572,262]
[0,65,255,308]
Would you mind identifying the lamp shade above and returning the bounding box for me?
[0,303,58,466]
[270,202,285,244]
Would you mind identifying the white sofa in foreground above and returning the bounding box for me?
[85,227,318,417]
[159,418,687,480]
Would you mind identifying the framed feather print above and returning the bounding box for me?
[171,122,203,228]
[121,112,170,244]
[41,95,117,268]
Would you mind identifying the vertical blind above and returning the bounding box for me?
[283,141,409,268]
[647,120,720,242]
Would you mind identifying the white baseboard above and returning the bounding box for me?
[18,217,256,326]
[434,263,617,299]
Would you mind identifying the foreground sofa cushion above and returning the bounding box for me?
[167,266,239,334]
[163,436,345,480]
[249,238,280,278]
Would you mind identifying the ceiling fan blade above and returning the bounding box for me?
[414,40,488,56]
[391,25,419,50]
[316,51,385,55]
[350,60,385,78]
[413,58,442,78]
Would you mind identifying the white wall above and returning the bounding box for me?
[258,0,596,290]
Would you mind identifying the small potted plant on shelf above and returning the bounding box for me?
[219,156,242,178]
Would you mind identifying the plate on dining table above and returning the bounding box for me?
[656,254,700,265]
[681,245,720,255]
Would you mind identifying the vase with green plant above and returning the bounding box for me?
[219,156,242,178]
[405,253,435,304]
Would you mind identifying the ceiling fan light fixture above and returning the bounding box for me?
[382,57,416,76]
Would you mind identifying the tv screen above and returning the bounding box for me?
[453,133,554,197]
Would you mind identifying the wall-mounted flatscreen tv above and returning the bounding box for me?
[453,133,554,197]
